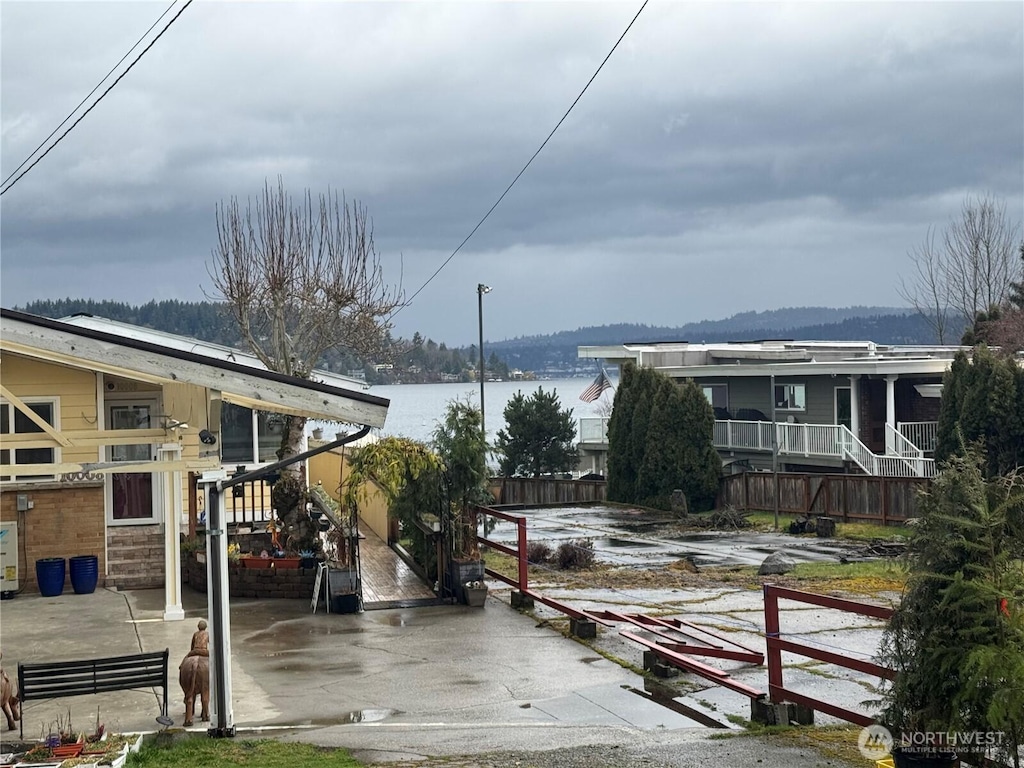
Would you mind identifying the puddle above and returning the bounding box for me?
[309,708,398,725]
[596,537,659,549]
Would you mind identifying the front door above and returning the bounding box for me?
[107,401,158,524]
[834,387,852,431]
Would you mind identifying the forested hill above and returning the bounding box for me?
[14,299,954,379]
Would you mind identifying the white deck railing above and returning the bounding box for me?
[898,421,938,453]
[581,416,936,477]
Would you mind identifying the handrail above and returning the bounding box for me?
[898,421,938,453]
[582,416,936,478]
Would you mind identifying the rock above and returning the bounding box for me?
[669,489,688,516]
[670,557,699,574]
[758,550,796,575]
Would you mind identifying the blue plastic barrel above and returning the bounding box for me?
[35,557,66,597]
[69,554,99,594]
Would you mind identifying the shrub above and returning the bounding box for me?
[555,539,595,570]
[526,540,553,565]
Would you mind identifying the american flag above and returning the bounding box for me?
[579,369,612,403]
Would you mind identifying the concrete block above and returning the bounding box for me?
[750,697,814,726]
[511,591,534,610]
[643,650,679,678]
[570,618,597,639]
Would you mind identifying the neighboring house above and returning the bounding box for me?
[577,340,966,478]
[0,309,388,619]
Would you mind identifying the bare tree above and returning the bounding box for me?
[208,177,404,469]
[898,194,1022,344]
[897,227,951,343]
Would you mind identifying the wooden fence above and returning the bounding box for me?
[489,477,607,506]
[717,472,928,524]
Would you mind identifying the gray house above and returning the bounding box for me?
[577,340,963,478]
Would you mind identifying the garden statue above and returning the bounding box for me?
[178,621,210,726]
[0,652,19,731]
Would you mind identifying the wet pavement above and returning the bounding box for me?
[0,583,866,766]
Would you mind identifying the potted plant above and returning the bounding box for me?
[875,444,1023,768]
[432,397,491,606]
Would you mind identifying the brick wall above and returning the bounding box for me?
[0,482,105,593]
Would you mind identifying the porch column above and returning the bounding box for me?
[159,442,185,621]
[849,375,860,442]
[884,374,898,455]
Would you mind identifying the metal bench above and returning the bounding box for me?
[17,649,170,737]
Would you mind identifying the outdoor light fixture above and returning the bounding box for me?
[477,284,492,435]
[199,429,217,445]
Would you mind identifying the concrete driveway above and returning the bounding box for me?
[0,585,863,766]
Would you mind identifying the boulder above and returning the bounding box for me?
[758,550,796,576]
[669,489,688,517]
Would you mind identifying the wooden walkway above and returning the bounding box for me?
[359,527,438,609]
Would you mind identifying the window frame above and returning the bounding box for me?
[774,383,807,412]
[220,402,288,466]
[700,383,729,411]
[0,397,61,483]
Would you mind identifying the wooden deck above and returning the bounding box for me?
[359,527,438,609]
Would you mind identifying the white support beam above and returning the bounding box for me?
[0,384,73,447]
[158,443,185,621]
[885,374,898,455]
[1,428,168,449]
[2,456,219,478]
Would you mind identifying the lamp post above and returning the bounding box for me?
[477,284,492,436]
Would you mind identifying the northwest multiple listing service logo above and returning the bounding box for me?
[858,725,894,759]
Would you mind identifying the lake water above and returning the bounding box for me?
[314,378,614,445]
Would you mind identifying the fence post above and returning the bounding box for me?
[517,517,528,592]
[763,585,783,702]
[881,477,889,527]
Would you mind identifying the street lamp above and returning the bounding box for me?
[477,283,492,436]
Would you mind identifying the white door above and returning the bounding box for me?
[107,401,158,524]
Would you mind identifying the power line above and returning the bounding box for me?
[1,0,181,190]
[0,0,194,197]
[390,0,649,319]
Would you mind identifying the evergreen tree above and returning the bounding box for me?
[636,376,720,511]
[606,362,638,501]
[494,388,578,477]
[936,345,1024,477]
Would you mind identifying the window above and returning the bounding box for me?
[701,384,728,410]
[221,402,286,464]
[1,399,59,482]
[774,383,806,411]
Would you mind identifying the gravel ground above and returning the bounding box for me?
[371,738,860,768]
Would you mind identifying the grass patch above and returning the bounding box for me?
[129,736,360,767]
[744,512,910,542]
[705,559,906,595]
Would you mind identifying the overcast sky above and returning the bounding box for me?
[2,2,1022,345]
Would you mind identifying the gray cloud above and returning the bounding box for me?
[2,1,1021,346]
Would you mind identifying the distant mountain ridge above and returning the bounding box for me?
[15,299,953,377]
[491,306,918,349]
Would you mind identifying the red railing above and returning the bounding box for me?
[763,584,895,726]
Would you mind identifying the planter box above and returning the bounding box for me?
[271,557,301,569]
[464,585,488,607]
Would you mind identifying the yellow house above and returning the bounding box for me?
[0,308,389,620]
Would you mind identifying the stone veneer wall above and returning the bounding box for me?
[0,482,105,592]
[106,525,165,589]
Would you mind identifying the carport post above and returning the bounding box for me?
[201,471,235,737]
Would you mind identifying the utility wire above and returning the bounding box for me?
[1,0,180,190]
[390,0,649,319]
[1,0,194,196]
